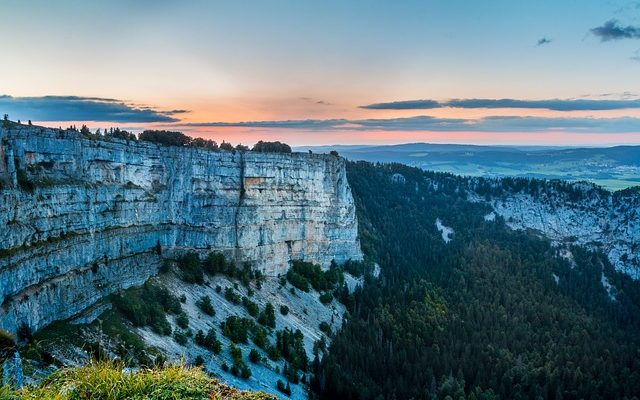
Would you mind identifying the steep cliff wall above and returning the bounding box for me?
[471,186,640,279]
[0,125,362,335]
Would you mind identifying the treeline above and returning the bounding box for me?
[312,161,640,399]
[68,125,293,154]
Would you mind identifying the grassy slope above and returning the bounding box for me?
[0,363,276,400]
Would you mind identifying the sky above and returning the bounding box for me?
[1,0,640,146]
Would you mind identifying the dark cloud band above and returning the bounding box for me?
[360,98,640,111]
[0,95,186,123]
[184,115,640,133]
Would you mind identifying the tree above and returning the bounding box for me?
[219,141,234,151]
[139,130,191,146]
[249,348,261,363]
[258,303,276,328]
[251,140,292,153]
[197,296,215,316]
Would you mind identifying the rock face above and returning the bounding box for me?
[472,185,640,279]
[0,125,362,335]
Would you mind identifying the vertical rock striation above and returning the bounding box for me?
[0,125,362,335]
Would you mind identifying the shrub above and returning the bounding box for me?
[258,303,276,328]
[221,316,254,344]
[319,292,333,304]
[174,330,188,346]
[194,355,205,367]
[280,305,290,316]
[251,325,268,349]
[240,365,252,379]
[177,252,204,284]
[288,260,344,293]
[319,321,331,334]
[224,287,241,304]
[195,328,222,353]
[139,130,191,147]
[251,140,291,153]
[242,297,259,317]
[197,296,216,316]
[276,379,292,395]
[229,343,243,366]
[176,313,189,329]
[249,348,261,363]
[110,282,181,336]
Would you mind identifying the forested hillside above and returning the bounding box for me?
[312,162,640,400]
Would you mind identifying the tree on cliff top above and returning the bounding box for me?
[251,140,292,153]
[139,130,192,147]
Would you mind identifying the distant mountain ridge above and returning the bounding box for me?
[296,143,640,191]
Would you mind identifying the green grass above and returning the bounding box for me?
[1,362,276,400]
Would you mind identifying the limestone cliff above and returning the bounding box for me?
[0,125,362,335]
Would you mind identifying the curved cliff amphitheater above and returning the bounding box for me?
[0,125,362,335]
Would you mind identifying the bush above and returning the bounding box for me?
[224,287,241,304]
[197,296,216,316]
[110,282,181,336]
[177,252,204,284]
[221,316,254,344]
[139,130,191,147]
[195,328,222,353]
[319,321,331,334]
[174,330,188,346]
[280,305,290,316]
[251,140,291,153]
[242,297,259,317]
[194,355,205,367]
[319,292,333,304]
[287,260,344,293]
[276,379,292,395]
[258,303,276,328]
[248,348,261,364]
[229,343,243,366]
[240,365,252,379]
[251,325,268,349]
[176,313,190,329]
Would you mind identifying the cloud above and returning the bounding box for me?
[184,115,640,133]
[537,37,552,46]
[0,95,186,122]
[361,99,441,110]
[360,98,640,111]
[591,20,640,41]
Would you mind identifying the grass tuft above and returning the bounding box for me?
[4,362,276,400]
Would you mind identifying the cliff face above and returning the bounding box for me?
[0,126,362,335]
[472,186,640,279]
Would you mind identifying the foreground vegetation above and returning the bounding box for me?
[0,362,276,400]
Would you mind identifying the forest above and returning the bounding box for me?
[312,161,640,400]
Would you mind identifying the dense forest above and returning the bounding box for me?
[313,162,640,400]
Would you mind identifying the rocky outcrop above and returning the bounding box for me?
[472,185,640,279]
[0,125,362,335]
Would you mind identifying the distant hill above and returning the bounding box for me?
[296,143,640,191]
